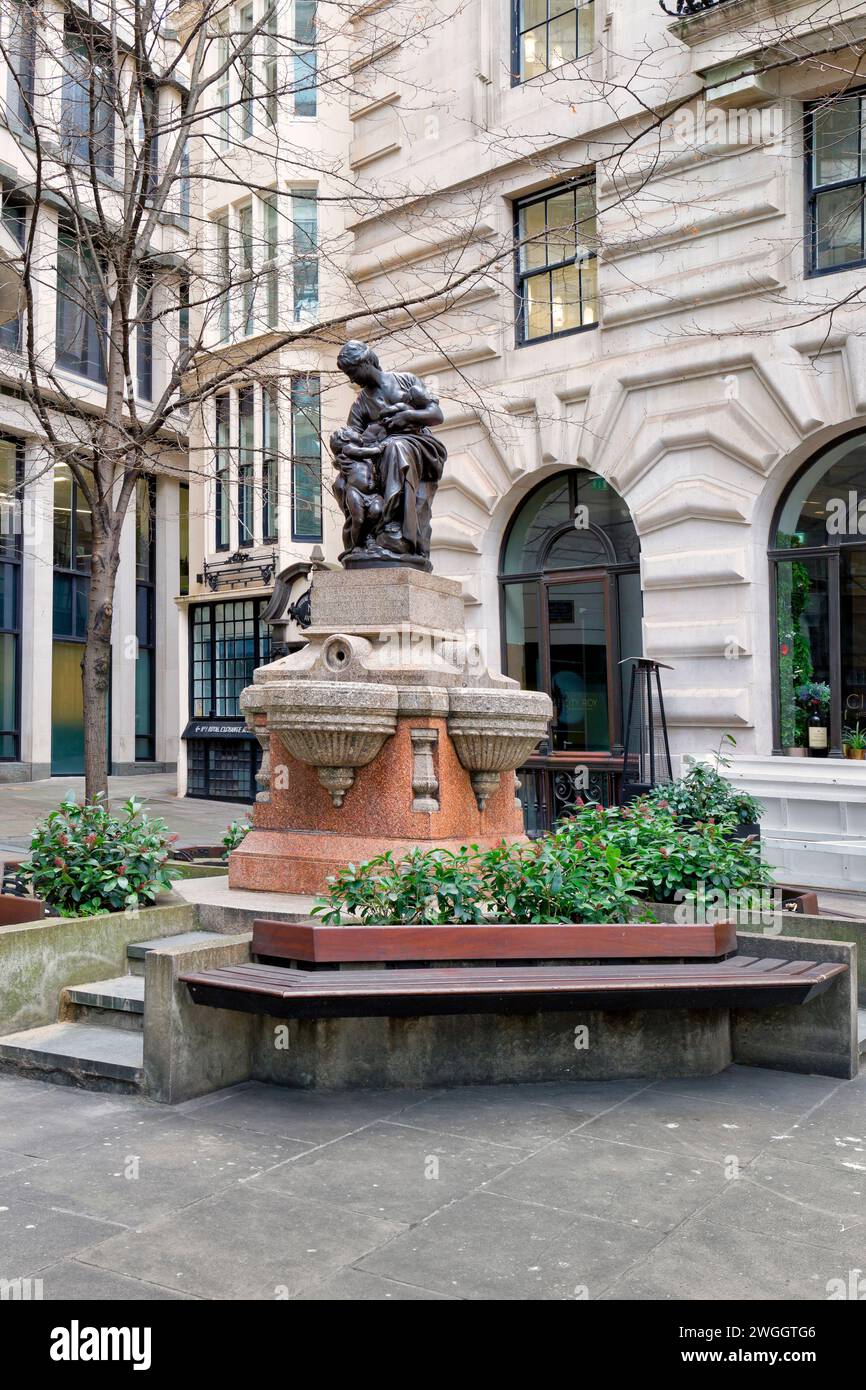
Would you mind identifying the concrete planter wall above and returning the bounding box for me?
[0,901,197,1036]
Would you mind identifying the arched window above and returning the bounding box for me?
[500,469,641,825]
[771,431,866,756]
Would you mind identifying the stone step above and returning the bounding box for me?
[0,1022,143,1094]
[60,975,145,1032]
[126,930,220,976]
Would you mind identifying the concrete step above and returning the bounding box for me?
[0,1022,143,1094]
[60,975,144,1032]
[859,1007,866,1059]
[127,930,220,976]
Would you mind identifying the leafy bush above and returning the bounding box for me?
[560,801,773,904]
[222,816,252,859]
[314,832,641,925]
[643,763,762,827]
[20,794,178,917]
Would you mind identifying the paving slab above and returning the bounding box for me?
[697,1153,866,1253]
[251,1119,523,1224]
[358,1190,662,1300]
[577,1089,787,1164]
[0,1195,126,1278]
[176,1080,435,1145]
[2,1117,311,1225]
[80,1187,405,1300]
[601,1214,862,1301]
[36,1260,198,1301]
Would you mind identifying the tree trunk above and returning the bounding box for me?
[82,526,121,802]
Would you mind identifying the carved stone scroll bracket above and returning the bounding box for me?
[410,728,439,813]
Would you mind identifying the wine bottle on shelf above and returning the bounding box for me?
[808,710,829,757]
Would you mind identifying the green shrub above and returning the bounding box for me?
[643,762,762,827]
[314,832,642,925]
[560,801,773,904]
[222,816,252,859]
[19,794,178,917]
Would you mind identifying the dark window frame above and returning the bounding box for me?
[135,476,156,761]
[767,426,866,756]
[290,374,322,543]
[55,222,108,384]
[214,393,230,551]
[513,177,598,347]
[498,469,641,758]
[805,86,866,278]
[0,436,24,760]
[511,0,594,87]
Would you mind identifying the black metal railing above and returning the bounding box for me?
[517,758,622,836]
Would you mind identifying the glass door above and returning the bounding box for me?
[543,573,612,752]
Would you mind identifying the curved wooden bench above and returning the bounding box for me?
[180,956,847,1020]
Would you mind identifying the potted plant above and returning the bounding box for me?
[643,737,763,838]
[844,722,866,760]
[796,681,831,757]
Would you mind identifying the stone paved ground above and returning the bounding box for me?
[0,774,245,854]
[2,1064,865,1300]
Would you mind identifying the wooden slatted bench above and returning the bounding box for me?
[178,919,847,1021]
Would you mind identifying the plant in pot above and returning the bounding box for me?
[643,741,763,838]
[796,681,831,757]
[844,722,866,760]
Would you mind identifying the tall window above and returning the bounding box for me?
[513,1,594,84]
[55,225,107,383]
[293,0,317,116]
[238,201,254,335]
[262,384,278,541]
[188,599,271,800]
[263,193,279,327]
[52,463,92,774]
[0,438,22,760]
[136,272,154,400]
[179,482,189,597]
[264,4,278,127]
[291,190,318,319]
[214,394,230,549]
[0,191,26,352]
[515,179,597,344]
[61,18,116,175]
[291,375,321,541]
[238,386,255,545]
[807,91,866,274]
[216,24,230,148]
[239,3,254,139]
[215,216,230,341]
[6,0,36,127]
[135,477,156,760]
[770,431,866,755]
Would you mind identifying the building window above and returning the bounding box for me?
[179,482,189,596]
[51,463,93,775]
[513,0,594,84]
[214,394,230,550]
[291,375,321,541]
[770,430,866,755]
[264,3,278,127]
[238,386,255,545]
[6,0,36,127]
[136,272,154,400]
[293,0,317,116]
[515,179,597,344]
[263,192,279,327]
[238,201,254,336]
[56,225,107,383]
[0,191,26,352]
[186,598,272,801]
[135,477,156,760]
[262,384,278,541]
[61,18,116,175]
[0,438,23,760]
[499,469,641,832]
[216,23,230,148]
[239,3,255,139]
[807,91,866,274]
[215,215,230,341]
[291,190,318,319]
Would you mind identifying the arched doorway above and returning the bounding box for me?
[499,469,642,830]
[771,430,866,757]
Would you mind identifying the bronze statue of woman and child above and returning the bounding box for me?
[331,340,447,572]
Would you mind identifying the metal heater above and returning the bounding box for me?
[619,658,673,803]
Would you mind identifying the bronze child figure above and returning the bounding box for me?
[330,423,387,557]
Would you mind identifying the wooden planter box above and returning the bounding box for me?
[0,895,47,927]
[253,919,737,964]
